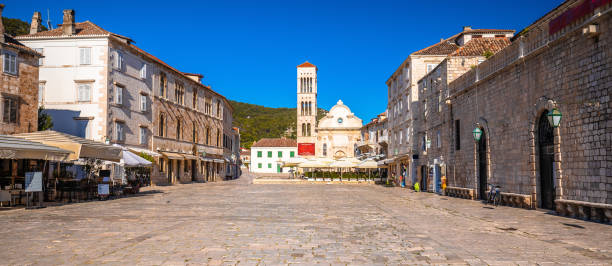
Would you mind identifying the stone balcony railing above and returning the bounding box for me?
[499,192,533,209]
[445,186,474,200]
[555,199,612,224]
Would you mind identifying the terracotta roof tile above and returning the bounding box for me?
[451,38,511,56]
[18,21,109,38]
[412,41,459,56]
[2,34,42,56]
[251,138,297,148]
[297,61,316,68]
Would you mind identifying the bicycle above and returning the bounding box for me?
[487,184,501,206]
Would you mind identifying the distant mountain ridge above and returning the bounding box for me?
[229,100,326,149]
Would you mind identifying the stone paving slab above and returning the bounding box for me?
[0,172,610,265]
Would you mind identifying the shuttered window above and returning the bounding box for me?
[115,85,123,105]
[77,84,91,102]
[2,98,17,123]
[3,52,17,74]
[140,94,147,111]
[79,47,91,65]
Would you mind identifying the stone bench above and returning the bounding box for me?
[445,186,475,200]
[555,199,612,223]
[499,192,533,209]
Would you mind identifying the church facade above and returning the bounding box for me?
[296,62,362,159]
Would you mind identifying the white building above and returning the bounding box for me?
[296,62,317,156]
[249,138,297,173]
[316,100,362,159]
[16,10,153,151]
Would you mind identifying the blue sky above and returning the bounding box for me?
[8,0,562,121]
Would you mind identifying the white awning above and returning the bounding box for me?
[13,130,121,162]
[127,147,161,157]
[0,135,72,161]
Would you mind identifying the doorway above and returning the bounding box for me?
[167,159,173,184]
[538,112,555,209]
[478,128,487,199]
[191,160,197,182]
[420,165,428,191]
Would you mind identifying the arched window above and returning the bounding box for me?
[323,143,327,156]
[206,126,210,145]
[192,121,197,143]
[159,113,165,137]
[307,123,311,136]
[300,102,303,115]
[309,77,313,92]
[302,123,306,137]
[176,119,182,140]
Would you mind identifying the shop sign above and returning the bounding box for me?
[25,172,43,192]
[98,184,109,195]
[298,143,315,156]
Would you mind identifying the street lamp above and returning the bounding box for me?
[547,108,562,128]
[472,127,482,141]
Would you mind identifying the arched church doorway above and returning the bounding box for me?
[538,111,555,209]
[478,128,487,200]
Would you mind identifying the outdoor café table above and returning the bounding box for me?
[9,189,24,205]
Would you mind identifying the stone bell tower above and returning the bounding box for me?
[296,61,317,156]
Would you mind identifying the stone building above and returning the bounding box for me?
[0,4,42,135]
[295,61,363,159]
[296,62,318,156]
[357,111,388,160]
[416,37,511,192]
[317,100,363,159]
[444,0,611,215]
[385,27,514,185]
[17,9,235,185]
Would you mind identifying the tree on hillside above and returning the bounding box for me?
[230,100,328,149]
[2,17,48,36]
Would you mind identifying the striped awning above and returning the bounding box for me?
[160,152,184,160]
[0,135,72,161]
[13,130,121,162]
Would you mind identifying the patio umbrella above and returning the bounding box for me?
[282,157,306,167]
[298,159,330,179]
[329,159,358,179]
[122,149,153,167]
[357,159,379,179]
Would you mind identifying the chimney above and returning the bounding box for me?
[62,9,75,36]
[30,11,42,34]
[0,4,5,43]
[440,38,444,42]
[463,26,472,32]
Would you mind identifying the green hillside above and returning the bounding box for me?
[2,17,48,36]
[229,100,327,149]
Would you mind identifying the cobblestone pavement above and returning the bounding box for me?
[1,171,611,265]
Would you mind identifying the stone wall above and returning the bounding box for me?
[0,47,39,135]
[447,1,612,205]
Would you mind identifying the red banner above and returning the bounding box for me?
[549,0,611,35]
[298,143,315,156]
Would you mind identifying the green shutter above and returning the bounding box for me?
[267,151,272,158]
[277,164,281,173]
[278,151,282,157]
[290,151,295,158]
[258,163,262,168]
[268,163,272,168]
[257,151,262,158]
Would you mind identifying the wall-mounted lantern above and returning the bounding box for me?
[472,127,483,141]
[547,108,562,128]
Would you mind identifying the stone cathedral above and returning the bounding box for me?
[296,61,362,159]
